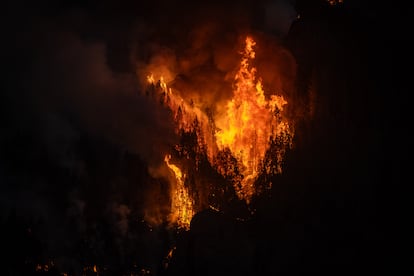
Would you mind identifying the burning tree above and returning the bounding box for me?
[143,35,294,229]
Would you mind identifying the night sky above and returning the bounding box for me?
[2,0,405,275]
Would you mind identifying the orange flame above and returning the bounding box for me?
[215,36,292,202]
[145,35,294,219]
[164,154,194,229]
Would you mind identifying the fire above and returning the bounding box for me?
[144,35,294,226]
[164,154,194,229]
[147,73,213,139]
[215,36,292,202]
[327,0,344,5]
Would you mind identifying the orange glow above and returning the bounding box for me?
[215,36,293,202]
[164,154,194,230]
[162,246,177,269]
[145,35,294,220]
[147,74,155,84]
[327,0,343,5]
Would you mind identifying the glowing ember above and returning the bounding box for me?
[327,0,344,5]
[164,154,194,229]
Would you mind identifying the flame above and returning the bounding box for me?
[163,246,177,269]
[215,36,292,202]
[144,35,294,224]
[164,154,194,229]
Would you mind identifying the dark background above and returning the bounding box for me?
[2,0,405,275]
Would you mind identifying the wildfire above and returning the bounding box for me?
[144,35,294,225]
[147,73,214,143]
[215,36,293,202]
[164,154,194,229]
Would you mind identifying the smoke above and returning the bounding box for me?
[136,18,298,119]
[2,7,179,271]
[2,0,300,273]
[28,29,178,165]
[109,203,131,236]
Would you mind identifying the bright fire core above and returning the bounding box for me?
[164,155,194,230]
[145,36,293,229]
[215,37,292,202]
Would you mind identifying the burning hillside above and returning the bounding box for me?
[2,0,390,275]
[142,35,294,229]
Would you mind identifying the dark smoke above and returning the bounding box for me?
[2,0,289,273]
[2,0,396,274]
